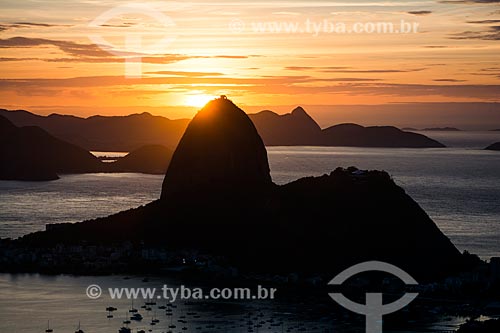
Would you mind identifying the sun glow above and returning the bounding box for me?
[185,94,214,108]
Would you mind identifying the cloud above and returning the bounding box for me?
[439,0,500,3]
[0,37,253,64]
[1,76,498,100]
[144,71,224,77]
[0,55,192,64]
[212,55,249,59]
[407,10,432,15]
[470,67,500,77]
[0,22,69,31]
[434,79,468,82]
[324,69,427,73]
[285,66,426,73]
[0,36,113,57]
[316,78,382,82]
[285,66,350,71]
[12,22,59,27]
[0,75,314,90]
[450,26,500,40]
[467,20,500,24]
[100,23,136,28]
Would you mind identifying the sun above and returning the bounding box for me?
[185,94,214,108]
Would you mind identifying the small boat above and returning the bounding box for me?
[74,321,84,333]
[130,313,143,321]
[158,301,167,310]
[45,320,53,333]
[128,300,138,313]
[122,312,131,325]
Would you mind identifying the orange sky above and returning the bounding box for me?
[0,0,499,126]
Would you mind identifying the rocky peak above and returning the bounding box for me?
[160,96,272,202]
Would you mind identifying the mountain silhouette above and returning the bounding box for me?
[0,115,175,180]
[110,145,172,174]
[321,123,445,148]
[0,109,188,152]
[250,106,322,145]
[485,142,500,151]
[161,97,272,202]
[0,115,101,181]
[16,97,465,279]
[0,107,444,150]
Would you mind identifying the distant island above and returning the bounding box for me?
[0,115,172,180]
[0,107,445,150]
[108,144,172,174]
[422,127,461,131]
[403,127,461,132]
[485,142,500,151]
[457,318,500,332]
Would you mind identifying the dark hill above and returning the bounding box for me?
[0,116,174,180]
[485,142,500,151]
[161,97,272,202]
[0,115,102,181]
[16,97,464,280]
[322,124,445,148]
[250,107,322,145]
[110,145,172,174]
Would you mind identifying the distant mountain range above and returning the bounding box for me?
[0,107,445,151]
[0,109,187,152]
[0,115,172,180]
[0,115,102,180]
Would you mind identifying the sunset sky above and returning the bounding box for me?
[0,0,499,128]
